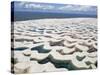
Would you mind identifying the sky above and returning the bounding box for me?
[12,1,97,15]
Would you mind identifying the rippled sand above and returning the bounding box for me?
[11,18,97,74]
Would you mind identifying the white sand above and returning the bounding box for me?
[11,18,97,74]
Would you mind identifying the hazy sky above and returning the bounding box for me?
[12,1,97,15]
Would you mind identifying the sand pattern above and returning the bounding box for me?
[11,18,97,74]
